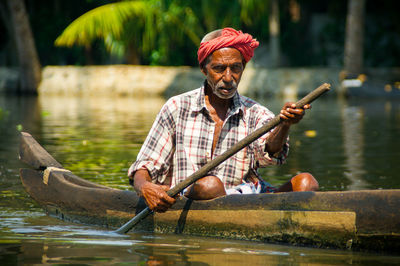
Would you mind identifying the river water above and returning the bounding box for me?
[1,93,400,265]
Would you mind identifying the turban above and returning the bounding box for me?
[197,28,259,64]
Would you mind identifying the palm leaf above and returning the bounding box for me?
[55,1,148,47]
[54,0,203,64]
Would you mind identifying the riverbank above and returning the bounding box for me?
[38,65,342,99]
[2,65,400,98]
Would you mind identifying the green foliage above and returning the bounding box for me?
[55,0,202,64]
[53,0,273,65]
[0,108,9,121]
[239,0,269,27]
[41,111,51,117]
[2,0,400,67]
[55,1,148,47]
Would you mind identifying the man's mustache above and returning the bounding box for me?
[216,81,237,90]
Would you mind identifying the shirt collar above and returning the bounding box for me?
[192,80,245,118]
[192,81,208,113]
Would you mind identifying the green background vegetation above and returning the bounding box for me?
[1,0,399,68]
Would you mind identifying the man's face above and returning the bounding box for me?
[201,48,244,99]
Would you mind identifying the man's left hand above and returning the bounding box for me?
[279,102,311,125]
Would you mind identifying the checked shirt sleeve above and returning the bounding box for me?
[128,99,177,184]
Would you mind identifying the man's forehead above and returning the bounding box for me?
[209,48,243,63]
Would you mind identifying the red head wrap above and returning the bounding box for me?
[197,28,259,64]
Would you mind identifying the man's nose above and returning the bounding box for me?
[223,68,233,84]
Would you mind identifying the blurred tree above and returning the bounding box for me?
[268,0,281,67]
[343,0,365,76]
[7,0,41,94]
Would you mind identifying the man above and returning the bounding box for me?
[128,28,318,213]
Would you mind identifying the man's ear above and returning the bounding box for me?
[200,66,207,76]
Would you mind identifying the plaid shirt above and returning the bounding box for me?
[128,84,289,190]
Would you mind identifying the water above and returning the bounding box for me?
[1,93,400,265]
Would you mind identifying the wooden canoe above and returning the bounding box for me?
[19,132,400,253]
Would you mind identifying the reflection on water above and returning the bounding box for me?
[340,100,368,190]
[38,95,165,189]
[3,215,400,265]
[1,94,400,264]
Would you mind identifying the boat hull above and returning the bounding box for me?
[20,167,400,253]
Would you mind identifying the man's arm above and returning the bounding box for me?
[132,169,176,213]
[265,103,310,155]
[265,123,290,155]
[128,98,178,212]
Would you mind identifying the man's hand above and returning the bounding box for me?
[265,102,310,155]
[279,102,311,125]
[139,182,176,212]
[132,169,176,213]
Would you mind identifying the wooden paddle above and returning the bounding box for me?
[114,83,331,234]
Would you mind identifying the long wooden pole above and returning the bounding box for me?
[114,83,331,234]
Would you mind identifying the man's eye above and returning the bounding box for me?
[231,65,243,73]
[213,66,225,72]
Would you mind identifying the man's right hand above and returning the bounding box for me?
[139,182,176,212]
[132,169,176,212]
